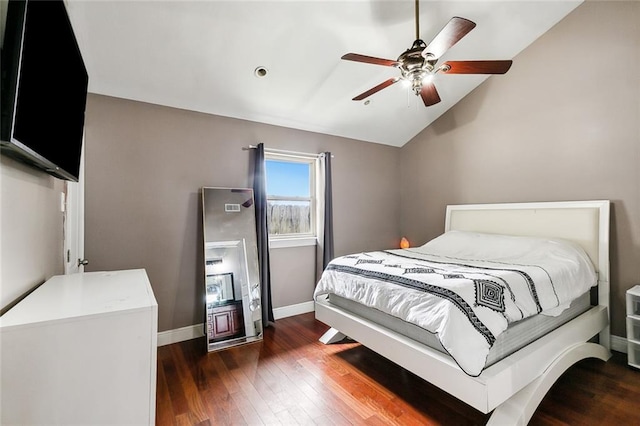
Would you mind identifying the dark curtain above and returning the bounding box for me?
[253,143,275,325]
[322,152,335,269]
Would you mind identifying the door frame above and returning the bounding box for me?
[64,140,85,274]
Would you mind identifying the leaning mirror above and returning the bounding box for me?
[202,187,263,351]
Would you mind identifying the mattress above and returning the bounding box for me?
[314,231,597,375]
[324,291,591,367]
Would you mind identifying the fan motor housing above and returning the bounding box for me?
[398,41,435,88]
[399,43,435,70]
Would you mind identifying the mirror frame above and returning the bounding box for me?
[202,187,263,352]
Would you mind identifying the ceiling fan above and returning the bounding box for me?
[342,0,513,107]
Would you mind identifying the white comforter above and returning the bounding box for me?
[314,231,596,376]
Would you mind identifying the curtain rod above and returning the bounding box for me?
[242,145,334,158]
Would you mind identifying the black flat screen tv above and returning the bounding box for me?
[1,0,88,182]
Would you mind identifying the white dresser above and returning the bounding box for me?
[0,269,158,425]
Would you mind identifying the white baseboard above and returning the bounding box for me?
[157,301,315,346]
[273,300,315,320]
[157,323,204,347]
[611,334,627,354]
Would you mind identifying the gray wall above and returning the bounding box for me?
[0,156,65,312]
[7,1,635,342]
[399,1,639,337]
[83,95,400,332]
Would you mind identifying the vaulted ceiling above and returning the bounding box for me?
[66,1,582,147]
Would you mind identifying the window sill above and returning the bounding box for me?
[269,237,317,249]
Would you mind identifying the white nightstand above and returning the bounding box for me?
[627,285,640,369]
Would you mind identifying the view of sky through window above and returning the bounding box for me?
[265,160,310,197]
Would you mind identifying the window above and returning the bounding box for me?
[265,153,316,240]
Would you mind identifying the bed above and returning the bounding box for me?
[314,200,610,425]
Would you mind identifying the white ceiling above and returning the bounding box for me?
[65,1,582,147]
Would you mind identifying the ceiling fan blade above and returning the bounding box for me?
[352,78,400,101]
[342,53,399,67]
[423,17,476,59]
[420,81,441,106]
[442,60,513,74]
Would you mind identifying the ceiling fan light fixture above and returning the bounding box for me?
[340,1,512,106]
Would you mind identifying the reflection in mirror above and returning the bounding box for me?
[202,187,263,352]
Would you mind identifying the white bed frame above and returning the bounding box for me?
[316,200,611,425]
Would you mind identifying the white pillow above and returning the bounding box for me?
[418,230,594,267]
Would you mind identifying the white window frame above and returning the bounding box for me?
[265,152,318,248]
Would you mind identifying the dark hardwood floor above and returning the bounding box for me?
[156,313,640,425]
